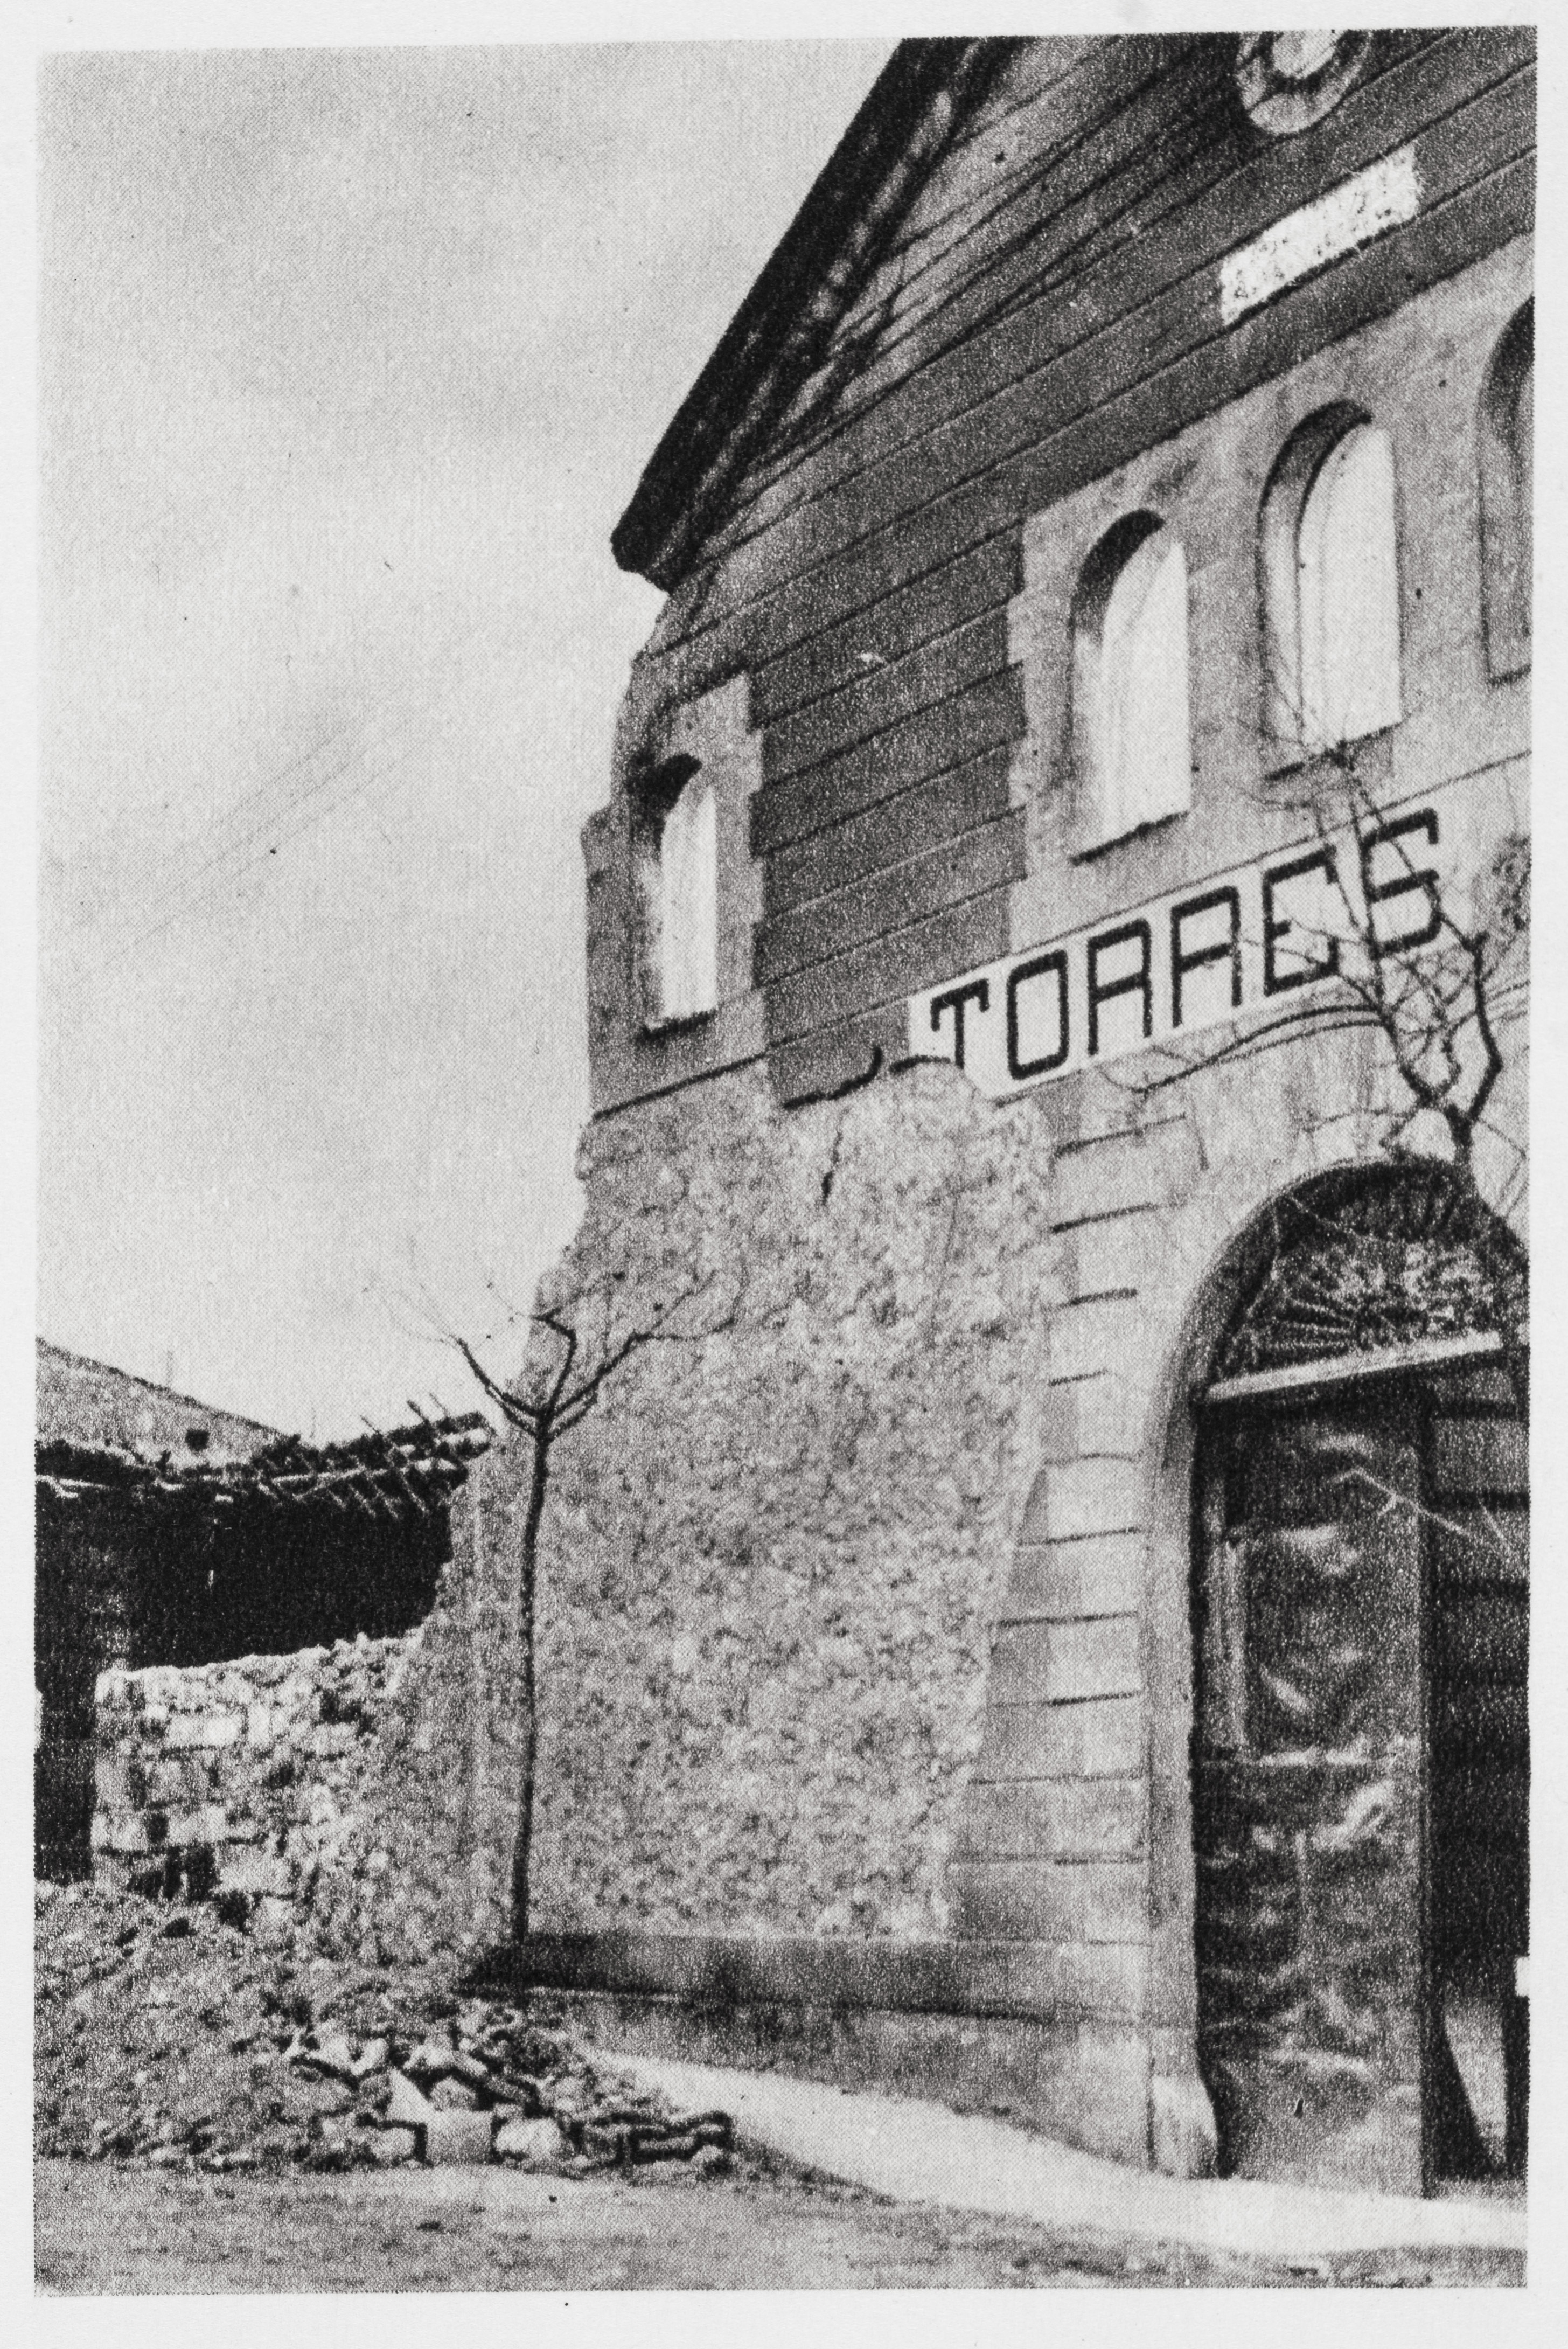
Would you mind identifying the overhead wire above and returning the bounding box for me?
[55,623,514,976]
[57,626,487,954]
[49,669,423,954]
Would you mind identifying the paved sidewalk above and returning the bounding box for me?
[610,2053,1527,2262]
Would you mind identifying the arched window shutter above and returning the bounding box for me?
[1260,410,1402,755]
[657,772,717,1020]
[1074,516,1191,850]
[1297,423,1402,749]
[1481,303,1532,681]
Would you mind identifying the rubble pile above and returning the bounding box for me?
[36,1881,732,2179]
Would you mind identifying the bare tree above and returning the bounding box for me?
[447,1273,737,1938]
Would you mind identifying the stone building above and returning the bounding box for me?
[36,1339,281,1467]
[34,1338,488,1879]
[502,32,1530,2198]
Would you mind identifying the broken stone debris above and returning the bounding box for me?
[384,2069,435,2129]
[493,2116,569,2167]
[36,1879,733,2179]
[423,2107,494,2166]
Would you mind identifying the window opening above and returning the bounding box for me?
[1261,411,1402,754]
[634,754,717,1027]
[1072,513,1191,850]
[1480,303,1532,680]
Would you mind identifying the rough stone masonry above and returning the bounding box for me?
[92,1482,525,1971]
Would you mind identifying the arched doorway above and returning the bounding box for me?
[1190,1170,1527,2195]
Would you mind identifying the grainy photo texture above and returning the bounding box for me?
[36,26,1531,2292]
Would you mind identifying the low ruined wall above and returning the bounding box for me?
[90,1475,525,1968]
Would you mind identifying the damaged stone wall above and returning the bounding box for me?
[508,1036,1425,1955]
[507,1055,1068,1942]
[90,1474,525,1969]
[493,977,1526,2169]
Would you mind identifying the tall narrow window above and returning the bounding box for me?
[1261,409,1402,753]
[634,755,717,1026]
[1480,303,1532,680]
[1072,513,1191,850]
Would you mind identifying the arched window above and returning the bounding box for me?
[1480,302,1532,680]
[1260,409,1402,753]
[1072,513,1191,849]
[633,755,717,1026]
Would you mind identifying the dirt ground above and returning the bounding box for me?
[35,2156,1522,2293]
[34,1881,1523,2292]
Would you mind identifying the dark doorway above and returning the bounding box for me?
[1193,1358,1528,2194]
[1424,1357,1528,2185]
[1194,1394,1426,2193]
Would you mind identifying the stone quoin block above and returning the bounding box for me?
[1001,1533,1145,1622]
[1046,1616,1142,1703]
[956,1775,1146,1863]
[1062,1375,1147,1460]
[1047,1122,1199,1229]
[1048,1297,1147,1385]
[984,1620,1057,1705]
[1025,1458,1145,1543]
[1050,1776,1146,1859]
[1045,1776,1147,1859]
[949,1859,1149,1944]
[1057,1207,1163,1301]
[1035,1382,1081,1465]
[974,1694,1146,1782]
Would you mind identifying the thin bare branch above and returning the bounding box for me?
[450,1333,543,1435]
[1329,1466,1515,1565]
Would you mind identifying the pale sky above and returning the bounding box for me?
[38,39,891,1437]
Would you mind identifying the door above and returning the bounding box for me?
[1194,1396,1427,2193]
[1426,1360,1529,2183]
[1194,1371,1529,2192]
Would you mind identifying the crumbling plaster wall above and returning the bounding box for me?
[519,1055,1067,1941]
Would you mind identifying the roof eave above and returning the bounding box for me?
[611,37,1019,593]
